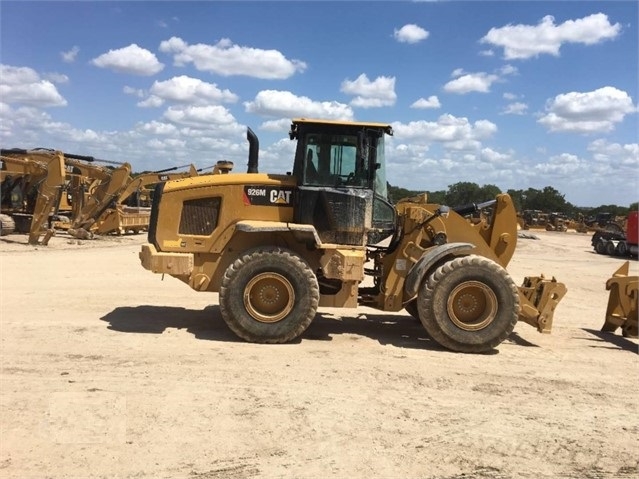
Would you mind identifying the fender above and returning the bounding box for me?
[404,242,475,298]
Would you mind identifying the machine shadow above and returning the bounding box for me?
[581,328,638,354]
[100,305,241,342]
[302,312,448,352]
[99,305,445,349]
[99,305,531,354]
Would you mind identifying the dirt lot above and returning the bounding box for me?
[0,229,637,479]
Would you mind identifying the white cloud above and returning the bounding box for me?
[138,120,178,136]
[502,102,528,115]
[411,96,441,109]
[391,114,497,151]
[481,147,512,164]
[340,74,397,108]
[534,153,585,175]
[481,13,622,60]
[158,36,306,79]
[260,119,292,133]
[444,65,516,95]
[244,90,354,120]
[146,75,238,107]
[254,137,299,175]
[123,86,145,98]
[61,46,80,63]
[146,137,186,150]
[0,65,67,107]
[91,44,164,76]
[162,105,237,128]
[45,73,69,84]
[499,64,518,76]
[587,138,639,168]
[444,72,499,94]
[538,86,636,133]
[0,100,250,170]
[138,96,164,108]
[394,24,429,44]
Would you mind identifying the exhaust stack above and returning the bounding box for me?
[246,127,259,173]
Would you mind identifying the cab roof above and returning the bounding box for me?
[290,118,393,138]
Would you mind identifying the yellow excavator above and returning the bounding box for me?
[61,155,132,239]
[91,164,199,236]
[1,149,66,245]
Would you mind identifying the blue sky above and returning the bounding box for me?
[1,1,637,207]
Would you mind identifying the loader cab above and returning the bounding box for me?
[289,119,396,246]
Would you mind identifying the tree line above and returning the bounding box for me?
[387,182,638,218]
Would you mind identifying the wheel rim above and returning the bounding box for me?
[243,273,295,323]
[447,281,498,331]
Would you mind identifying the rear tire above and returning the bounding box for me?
[219,246,319,343]
[417,255,519,353]
[595,239,606,254]
[605,241,616,256]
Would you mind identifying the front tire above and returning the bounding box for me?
[219,246,319,343]
[417,255,519,353]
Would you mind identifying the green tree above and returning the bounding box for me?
[387,184,418,203]
[537,186,568,212]
[507,189,525,212]
[445,182,502,207]
[479,184,502,201]
[426,190,446,204]
[444,182,482,206]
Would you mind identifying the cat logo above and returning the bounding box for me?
[243,186,294,207]
[270,189,292,204]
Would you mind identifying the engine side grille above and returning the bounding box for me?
[179,197,220,235]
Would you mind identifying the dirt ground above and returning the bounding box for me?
[0,228,637,479]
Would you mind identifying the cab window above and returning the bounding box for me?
[302,134,366,187]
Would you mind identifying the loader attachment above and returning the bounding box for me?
[68,163,131,238]
[517,276,567,333]
[601,261,638,338]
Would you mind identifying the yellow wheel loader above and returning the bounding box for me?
[140,119,566,353]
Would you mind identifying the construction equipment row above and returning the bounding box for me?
[0,148,198,245]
